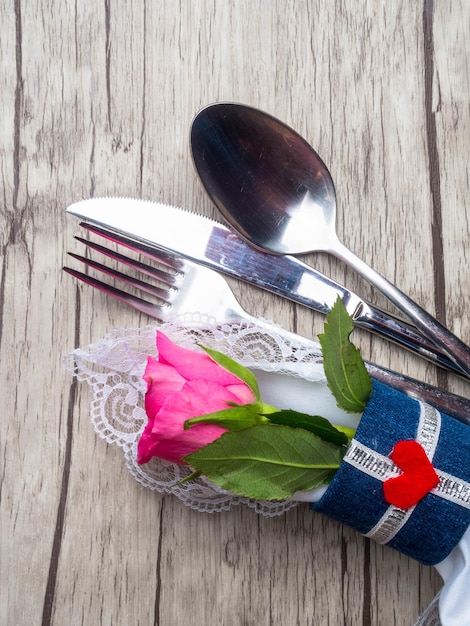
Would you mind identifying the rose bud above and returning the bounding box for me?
[137,332,256,464]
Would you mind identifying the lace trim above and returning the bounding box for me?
[65,316,327,516]
[413,592,441,626]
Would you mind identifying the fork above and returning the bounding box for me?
[63,223,470,425]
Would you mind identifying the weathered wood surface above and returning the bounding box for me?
[1,2,469,624]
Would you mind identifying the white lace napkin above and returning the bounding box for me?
[65,319,344,515]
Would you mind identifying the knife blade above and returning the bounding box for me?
[66,197,464,377]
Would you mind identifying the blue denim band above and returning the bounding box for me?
[311,380,470,566]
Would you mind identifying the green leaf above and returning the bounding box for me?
[318,298,372,413]
[185,424,344,500]
[185,404,269,430]
[199,345,261,401]
[264,409,349,446]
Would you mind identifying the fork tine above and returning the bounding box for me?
[73,236,181,286]
[63,266,166,320]
[67,252,173,299]
[79,221,186,272]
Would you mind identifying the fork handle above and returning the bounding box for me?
[240,316,470,426]
[353,303,466,376]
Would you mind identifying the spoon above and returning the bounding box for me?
[190,102,470,377]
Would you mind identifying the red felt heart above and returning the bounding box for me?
[383,440,440,509]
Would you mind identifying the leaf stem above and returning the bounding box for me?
[331,424,356,440]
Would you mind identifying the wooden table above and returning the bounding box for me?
[2,2,469,624]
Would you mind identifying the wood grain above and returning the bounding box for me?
[1,1,469,624]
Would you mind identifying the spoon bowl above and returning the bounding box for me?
[190,103,338,255]
[191,102,470,376]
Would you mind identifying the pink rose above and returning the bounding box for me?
[137,332,256,464]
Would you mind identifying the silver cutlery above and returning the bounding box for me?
[63,224,470,425]
[190,102,470,377]
[65,198,465,378]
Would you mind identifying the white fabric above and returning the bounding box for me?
[66,318,470,625]
[434,526,470,625]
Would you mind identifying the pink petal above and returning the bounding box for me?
[156,332,247,386]
[143,357,185,417]
[137,419,162,464]
[226,383,256,405]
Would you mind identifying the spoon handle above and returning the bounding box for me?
[336,242,470,378]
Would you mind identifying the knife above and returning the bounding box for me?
[66,197,465,378]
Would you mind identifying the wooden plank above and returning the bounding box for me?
[3,1,470,624]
